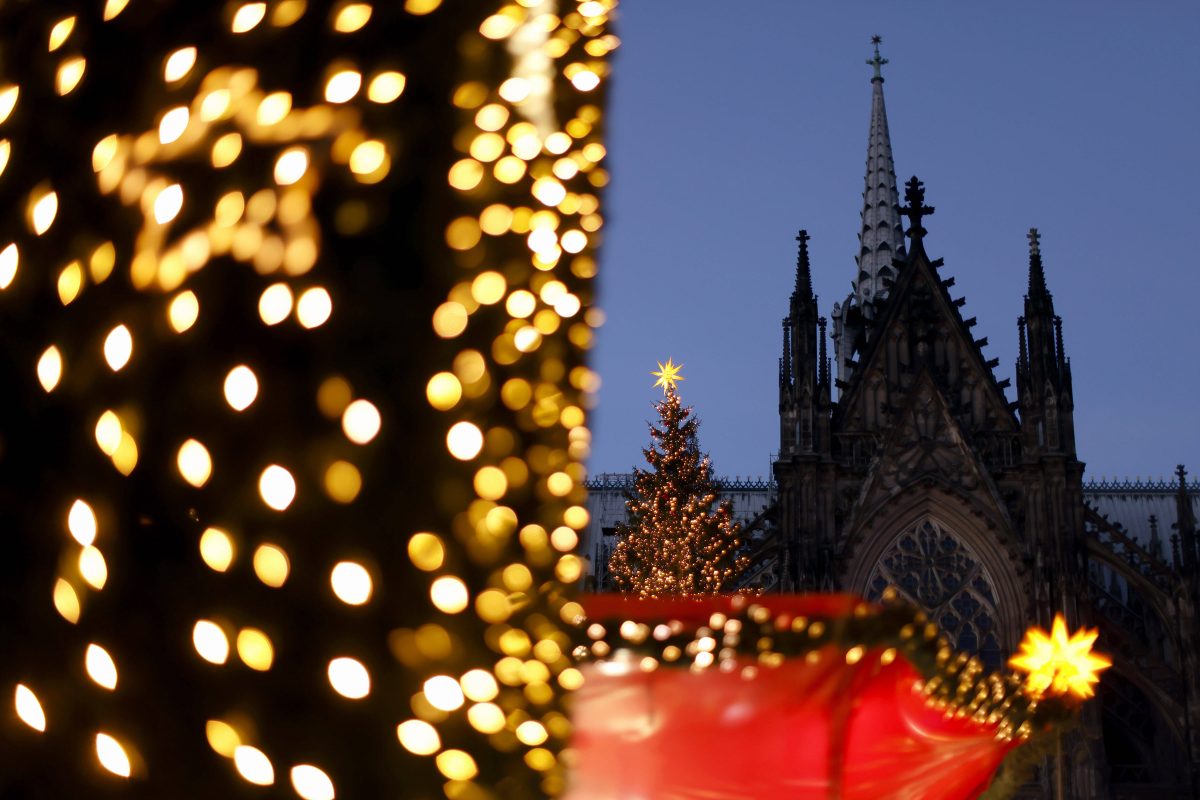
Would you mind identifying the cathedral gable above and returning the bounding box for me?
[845,367,1014,538]
[835,247,1019,440]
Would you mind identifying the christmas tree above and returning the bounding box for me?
[608,359,749,597]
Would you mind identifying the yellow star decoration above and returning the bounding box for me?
[1008,613,1111,700]
[651,358,684,394]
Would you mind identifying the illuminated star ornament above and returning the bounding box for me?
[1008,613,1112,699]
[651,358,684,394]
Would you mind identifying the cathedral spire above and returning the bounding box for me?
[794,229,813,299]
[1027,228,1049,299]
[855,35,906,306]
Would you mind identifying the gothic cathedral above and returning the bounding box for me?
[773,41,1200,798]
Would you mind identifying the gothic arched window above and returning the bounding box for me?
[865,518,1004,670]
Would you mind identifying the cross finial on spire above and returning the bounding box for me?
[867,35,888,82]
[900,176,934,242]
[1027,227,1049,297]
[794,229,814,299]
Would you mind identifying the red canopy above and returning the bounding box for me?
[568,595,1019,800]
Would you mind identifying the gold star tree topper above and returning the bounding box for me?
[651,358,684,394]
[1008,613,1111,699]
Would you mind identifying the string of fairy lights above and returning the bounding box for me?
[578,592,1110,745]
[4,0,613,796]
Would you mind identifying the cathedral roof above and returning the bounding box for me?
[834,178,1019,435]
[1085,476,1200,554]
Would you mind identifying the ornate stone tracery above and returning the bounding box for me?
[866,517,1004,669]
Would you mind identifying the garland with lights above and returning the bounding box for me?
[1,1,614,797]
[570,592,1110,799]
[607,360,749,597]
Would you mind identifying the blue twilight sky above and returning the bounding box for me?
[586,1,1200,482]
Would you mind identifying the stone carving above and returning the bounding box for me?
[877,382,978,493]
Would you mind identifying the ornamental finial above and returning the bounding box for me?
[651,358,684,394]
[867,35,888,81]
[900,176,935,242]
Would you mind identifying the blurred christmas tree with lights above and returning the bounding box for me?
[608,360,749,597]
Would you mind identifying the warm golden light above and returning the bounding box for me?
[259,465,296,510]
[112,432,138,475]
[158,106,189,144]
[68,499,98,546]
[397,719,440,755]
[103,324,133,371]
[236,628,274,671]
[516,720,548,746]
[296,287,332,328]
[425,372,462,410]
[253,543,290,587]
[56,57,86,95]
[0,242,16,290]
[324,70,361,103]
[468,702,506,734]
[0,86,17,125]
[651,357,684,393]
[367,71,406,103]
[231,3,268,33]
[404,0,442,13]
[446,421,483,460]
[102,0,130,20]
[212,132,242,167]
[257,91,292,126]
[153,183,184,224]
[498,77,530,103]
[290,765,335,800]
[341,399,380,444]
[407,533,445,571]
[79,546,108,590]
[14,684,46,732]
[348,140,386,175]
[48,16,76,51]
[95,733,132,777]
[327,657,370,699]
[1009,613,1111,699]
[330,561,372,605]
[234,745,274,785]
[430,576,468,613]
[224,365,259,411]
[36,346,63,392]
[199,528,235,572]
[435,749,477,781]
[163,46,197,82]
[57,261,83,305]
[206,719,241,757]
[423,675,464,711]
[31,189,58,235]
[177,439,213,487]
[274,147,309,185]
[570,69,600,92]
[85,643,118,690]
[333,3,372,32]
[168,290,200,332]
[323,460,362,503]
[258,283,293,325]
[193,620,230,665]
[460,669,498,702]
[53,578,81,623]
